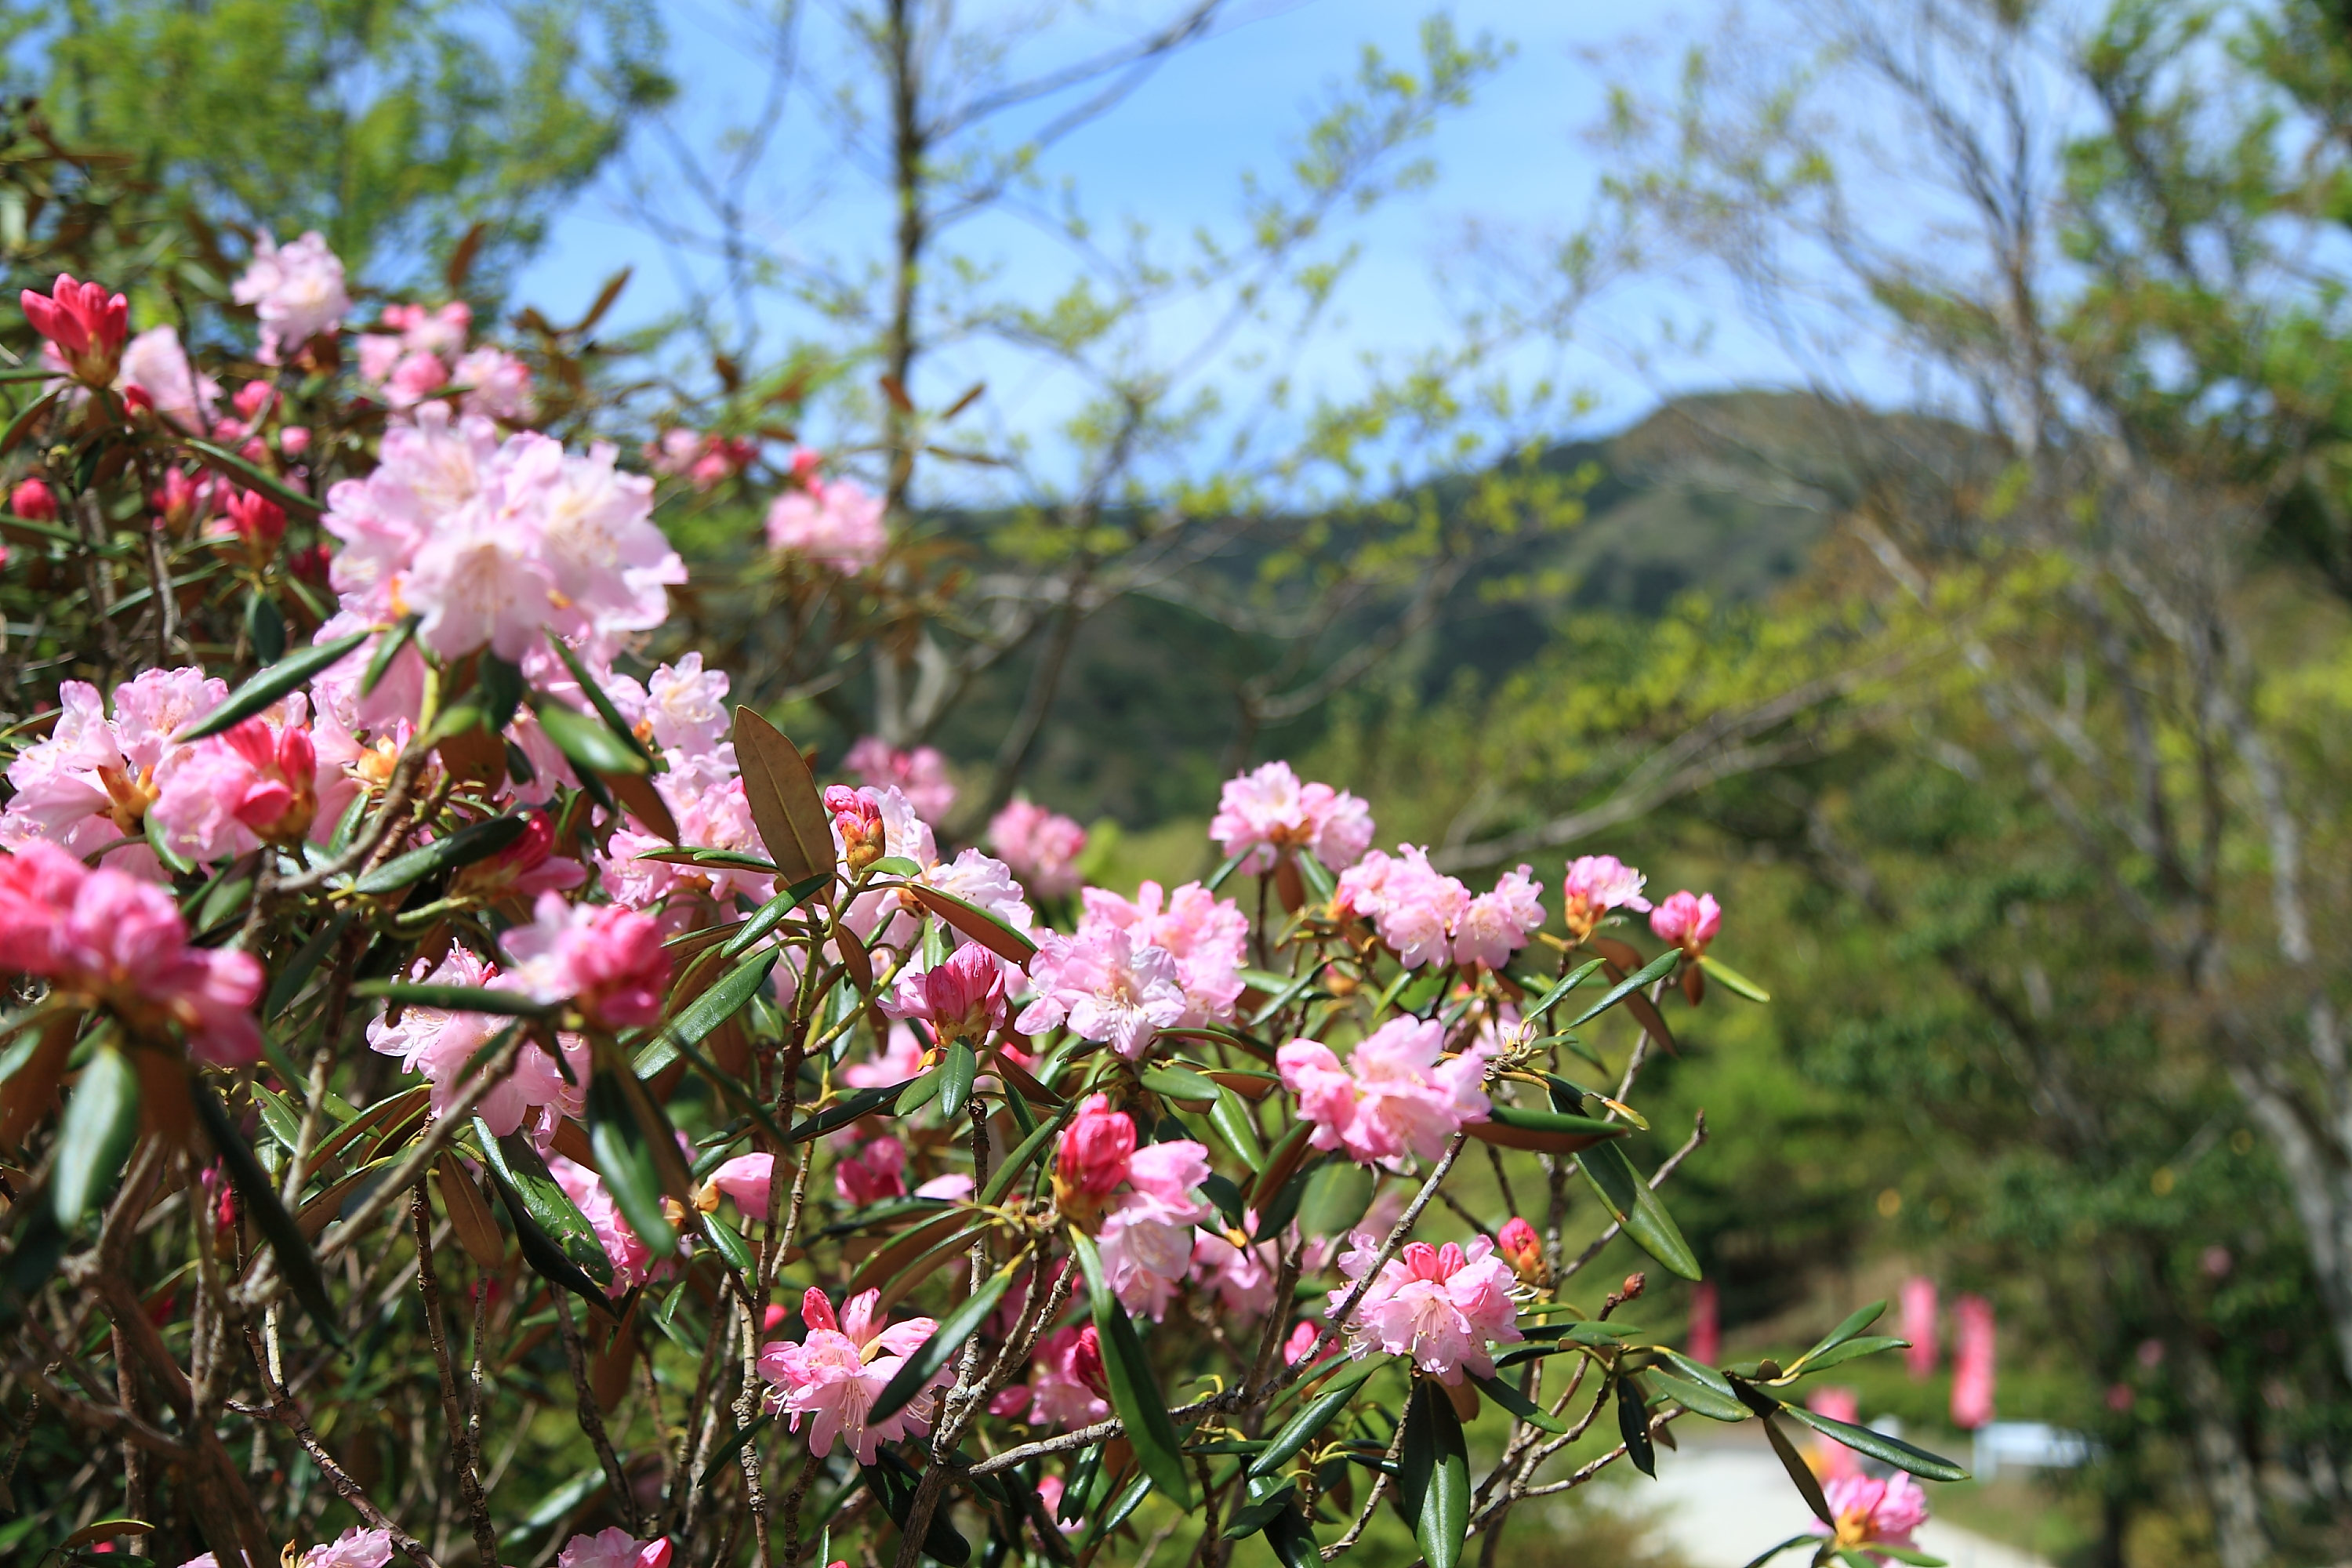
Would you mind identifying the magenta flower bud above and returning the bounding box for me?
[826,783,887,872]
[224,488,287,550]
[1053,1093,1138,1222]
[1069,1323,1109,1398]
[1649,889,1722,958]
[1497,1216,1546,1284]
[9,477,56,521]
[881,943,1006,1047]
[23,273,129,386]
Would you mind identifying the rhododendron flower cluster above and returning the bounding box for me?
[0,842,263,1065]
[24,272,128,384]
[358,300,534,421]
[1018,925,1188,1059]
[1279,1016,1492,1166]
[148,711,328,856]
[1651,888,1723,956]
[366,946,592,1137]
[989,796,1087,898]
[760,1287,946,1462]
[1330,1235,1522,1385]
[2,666,230,873]
[1076,878,1247,1024]
[1560,853,1651,939]
[1338,845,1544,971]
[767,452,888,572]
[1054,1094,1214,1317]
[882,942,1009,1044]
[1210,759,1374,873]
[648,426,757,489]
[1812,1472,1933,1561]
[233,230,351,362]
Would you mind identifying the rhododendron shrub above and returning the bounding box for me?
[0,242,1962,1568]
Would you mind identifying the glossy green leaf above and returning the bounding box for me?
[1398,1379,1470,1568]
[1791,1299,1886,1370]
[1759,1411,1835,1525]
[1472,1372,1568,1434]
[178,629,372,742]
[544,633,656,768]
[1205,848,1251,892]
[1740,1534,1827,1568]
[634,845,779,873]
[53,1044,140,1229]
[634,946,780,1076]
[1523,956,1609,1023]
[1208,1086,1265,1170]
[1576,1139,1702,1279]
[477,1120,612,1289]
[1700,953,1772,1002]
[1071,1232,1193,1509]
[182,437,324,515]
[1617,1377,1657,1476]
[1792,1334,1911,1374]
[245,590,286,663]
[1646,1364,1751,1422]
[860,1452,971,1565]
[870,1262,1018,1424]
[697,1412,772,1486]
[979,1099,1076,1206]
[1777,1403,1969,1482]
[785,1081,916,1145]
[195,1081,343,1343]
[1564,947,1680,1029]
[532,697,648,777]
[719,872,833,960]
[939,1040,977,1116]
[353,814,527,895]
[1296,1160,1375,1240]
[353,982,553,1017]
[1222,1481,1299,1541]
[587,1073,677,1255]
[1250,1360,1381,1476]
[1139,1064,1218,1101]
[477,652,526,733]
[1294,850,1337,904]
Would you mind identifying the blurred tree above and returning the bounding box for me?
[20,0,675,289]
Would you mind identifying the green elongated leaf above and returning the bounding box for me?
[870,1262,1018,1423]
[1205,848,1251,892]
[1209,1086,1265,1171]
[477,652,526,733]
[1576,1140,1702,1280]
[178,630,372,742]
[181,437,323,515]
[1564,947,1681,1029]
[1223,1482,1299,1541]
[1294,850,1338,905]
[698,1412,772,1486]
[1759,1411,1835,1526]
[1791,1335,1911,1374]
[1296,1160,1375,1240]
[1740,1534,1828,1568]
[786,1081,917,1145]
[0,387,61,456]
[1249,1360,1381,1476]
[734,707,835,885]
[360,615,419,698]
[251,1085,306,1154]
[1078,1474,1154,1549]
[1070,1232,1193,1508]
[867,855,922,877]
[53,1045,140,1229]
[979,1099,1076,1206]
[1523,957,1610,1024]
[533,698,649,777]
[1777,1403,1969,1482]
[1473,1372,1568,1434]
[353,982,553,1018]
[1253,1151,1319,1243]
[1647,1365,1751,1422]
[1261,1494,1320,1568]
[1791,1300,1887,1370]
[634,947,780,1076]
[1653,1348,1740,1399]
[1200,1171,1248,1229]
[477,1120,613,1288]
[1398,1379,1470,1568]
[1617,1378,1657,1476]
[1472,1102,1631,1156]
[353,814,528,895]
[586,1074,677,1255]
[635,845,779,873]
[194,1080,342,1344]
[700,1208,754,1275]
[545,633,657,768]
[1140,1064,1218,1101]
[861,1453,971,1565]
[720,873,834,960]
[265,912,350,1018]
[1700,953,1772,1002]
[246,591,286,663]
[1867,1546,1948,1566]
[939,1040,977,1116]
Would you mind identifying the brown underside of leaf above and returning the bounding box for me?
[733,706,836,885]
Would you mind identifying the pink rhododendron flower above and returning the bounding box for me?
[1192,1219,1280,1315]
[1282,1321,1322,1365]
[1811,1473,1932,1562]
[1451,865,1544,970]
[550,1152,665,1294]
[767,470,887,572]
[1278,1017,1490,1167]
[844,1022,931,1089]
[216,488,286,550]
[1017,927,1186,1061]
[366,945,591,1137]
[452,811,587,902]
[1077,880,1247,1025]
[117,326,218,431]
[882,943,1008,1046]
[1650,889,1722,957]
[149,712,323,858]
[648,428,755,489]
[1052,1095,1213,1317]
[1210,760,1374,873]
[24,273,128,384]
[1012,1323,1110,1428]
[989,797,1087,898]
[499,892,670,1029]
[296,1526,393,1568]
[557,1527,673,1568]
[1330,1236,1521,1385]
[10,477,56,520]
[758,1286,946,1463]
[1337,846,1468,970]
[835,1133,909,1206]
[0,666,230,877]
[1560,855,1650,940]
[233,230,350,362]
[699,1152,775,1218]
[0,843,263,1065]
[452,346,535,421]
[843,737,955,824]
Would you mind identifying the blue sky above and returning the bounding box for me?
[514,1,1795,491]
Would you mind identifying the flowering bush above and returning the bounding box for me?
[0,246,1962,1568]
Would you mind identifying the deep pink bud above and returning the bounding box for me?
[826,783,886,872]
[279,425,311,456]
[887,942,1006,1047]
[763,1302,790,1332]
[234,380,275,419]
[24,274,129,385]
[1069,1324,1109,1398]
[1053,1093,1136,1222]
[1497,1216,1547,1284]
[224,488,286,549]
[9,477,56,521]
[801,1286,839,1334]
[1649,890,1722,958]
[151,468,206,531]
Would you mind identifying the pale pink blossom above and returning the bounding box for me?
[452,346,536,421]
[1278,1017,1490,1167]
[767,473,887,572]
[1560,855,1650,940]
[1329,1236,1521,1385]
[0,666,228,876]
[989,797,1087,898]
[1053,1095,1213,1318]
[0,842,263,1065]
[557,1526,673,1568]
[620,652,733,758]
[498,892,671,1029]
[1078,879,1247,1025]
[1336,846,1468,971]
[882,943,1008,1046]
[602,763,774,912]
[1650,890,1722,957]
[234,230,350,362]
[1017,927,1186,1060]
[296,1526,394,1568]
[844,1022,931,1089]
[549,1152,664,1294]
[699,1152,775,1218]
[117,325,219,431]
[835,1133,909,1206]
[1209,760,1375,873]
[527,439,680,644]
[915,1171,975,1200]
[366,946,592,1138]
[1452,864,1545,970]
[758,1286,946,1462]
[648,428,754,489]
[318,404,503,614]
[1013,1323,1110,1428]
[844,738,955,824]
[1811,1473,1932,1562]
[1192,1220,1280,1315]
[148,710,322,858]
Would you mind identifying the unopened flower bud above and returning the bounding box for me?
[9,477,56,521]
[1070,1323,1109,1398]
[22,273,129,386]
[1621,1272,1646,1301]
[1497,1215,1548,1285]
[223,488,287,550]
[826,783,885,872]
[1052,1093,1136,1225]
